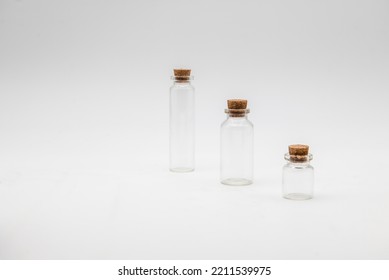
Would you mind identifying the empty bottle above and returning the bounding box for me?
[282,144,314,200]
[169,69,195,172]
[220,99,253,185]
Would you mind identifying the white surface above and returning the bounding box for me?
[0,0,388,259]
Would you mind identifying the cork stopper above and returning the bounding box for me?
[174,69,191,77]
[227,99,247,110]
[289,144,309,156]
[173,69,191,82]
[225,99,249,117]
[288,144,311,162]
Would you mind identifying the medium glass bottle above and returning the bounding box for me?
[220,99,253,185]
[169,69,195,172]
[282,144,314,200]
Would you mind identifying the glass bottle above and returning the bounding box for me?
[220,99,253,185]
[169,69,195,172]
[282,144,314,200]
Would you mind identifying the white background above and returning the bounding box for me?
[0,0,388,259]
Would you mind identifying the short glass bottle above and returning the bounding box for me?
[169,69,195,172]
[282,144,314,200]
[220,99,253,186]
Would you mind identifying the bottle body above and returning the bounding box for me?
[282,158,314,200]
[169,80,195,172]
[220,116,253,185]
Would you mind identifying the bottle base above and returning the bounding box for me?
[283,193,313,200]
[221,178,252,186]
[170,167,195,173]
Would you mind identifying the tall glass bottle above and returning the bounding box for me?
[282,144,314,200]
[169,69,195,172]
[220,99,253,185]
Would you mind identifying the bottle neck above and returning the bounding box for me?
[284,153,313,165]
[173,80,192,85]
[226,114,248,119]
[287,160,311,166]
[171,76,193,85]
[225,108,250,118]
